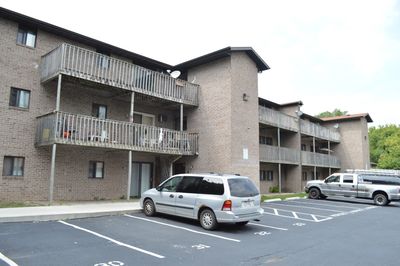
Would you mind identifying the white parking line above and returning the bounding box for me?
[286,200,362,209]
[248,223,288,231]
[262,207,332,222]
[58,220,165,259]
[124,214,241,243]
[0,251,18,266]
[266,202,346,212]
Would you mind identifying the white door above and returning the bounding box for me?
[140,163,151,194]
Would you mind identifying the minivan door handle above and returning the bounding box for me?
[178,195,183,199]
[169,194,174,198]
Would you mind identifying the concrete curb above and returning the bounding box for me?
[263,199,282,203]
[285,197,301,200]
[0,209,142,223]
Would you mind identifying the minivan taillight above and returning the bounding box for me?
[222,200,232,211]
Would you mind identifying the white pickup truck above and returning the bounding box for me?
[305,173,400,206]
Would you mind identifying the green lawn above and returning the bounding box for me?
[261,193,307,202]
[0,202,41,208]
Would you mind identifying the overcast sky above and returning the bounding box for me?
[1,0,399,126]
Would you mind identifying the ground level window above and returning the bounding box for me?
[2,156,24,176]
[260,170,273,181]
[89,161,104,179]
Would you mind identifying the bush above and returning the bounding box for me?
[269,186,279,193]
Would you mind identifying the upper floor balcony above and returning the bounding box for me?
[300,119,340,142]
[301,151,341,168]
[40,43,199,106]
[35,111,199,156]
[259,145,300,165]
[259,106,298,132]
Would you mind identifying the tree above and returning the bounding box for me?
[316,109,348,118]
[369,125,400,169]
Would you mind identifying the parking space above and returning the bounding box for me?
[1,198,399,266]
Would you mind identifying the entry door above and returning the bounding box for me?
[130,162,152,198]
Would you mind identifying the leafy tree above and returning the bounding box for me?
[316,109,348,118]
[369,125,400,169]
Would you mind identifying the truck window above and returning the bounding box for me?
[325,175,340,183]
[343,175,354,183]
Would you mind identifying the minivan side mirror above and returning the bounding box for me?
[156,186,162,192]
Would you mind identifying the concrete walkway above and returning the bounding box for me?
[0,201,142,223]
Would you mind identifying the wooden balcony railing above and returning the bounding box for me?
[40,43,199,106]
[259,106,299,132]
[301,151,341,168]
[259,145,300,164]
[300,120,340,142]
[35,111,199,156]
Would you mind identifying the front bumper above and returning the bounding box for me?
[214,208,264,223]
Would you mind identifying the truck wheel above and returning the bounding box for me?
[199,209,218,230]
[308,188,321,199]
[373,193,388,206]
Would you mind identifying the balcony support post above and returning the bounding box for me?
[55,74,62,111]
[328,141,331,175]
[49,143,57,204]
[127,92,135,200]
[313,137,316,180]
[277,128,282,193]
[180,104,183,132]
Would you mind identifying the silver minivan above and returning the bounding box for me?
[140,173,264,230]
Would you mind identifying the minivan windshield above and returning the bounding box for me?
[228,178,259,197]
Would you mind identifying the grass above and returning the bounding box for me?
[0,201,43,208]
[261,192,307,202]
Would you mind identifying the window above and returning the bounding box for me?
[325,174,340,183]
[160,176,183,192]
[134,112,155,125]
[228,178,259,197]
[260,170,273,181]
[302,172,308,181]
[359,175,400,186]
[3,156,24,176]
[9,88,30,109]
[198,177,224,195]
[89,161,104,179]
[259,136,272,145]
[343,175,354,183]
[301,144,307,151]
[176,176,203,193]
[92,104,107,119]
[17,25,36,48]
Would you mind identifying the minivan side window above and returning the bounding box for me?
[177,176,203,193]
[198,177,224,195]
[160,176,183,192]
[360,175,400,186]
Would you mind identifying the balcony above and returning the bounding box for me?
[40,43,199,106]
[259,145,300,164]
[35,112,199,156]
[300,120,340,142]
[301,151,340,168]
[259,106,298,132]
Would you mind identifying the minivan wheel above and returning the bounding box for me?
[143,199,156,216]
[200,209,218,230]
[373,193,388,206]
[308,188,320,199]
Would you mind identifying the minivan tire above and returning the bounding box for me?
[308,188,321,199]
[199,209,218,230]
[143,199,156,216]
[373,193,388,206]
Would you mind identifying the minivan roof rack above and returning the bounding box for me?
[346,169,400,176]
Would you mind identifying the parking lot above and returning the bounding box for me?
[1,197,399,266]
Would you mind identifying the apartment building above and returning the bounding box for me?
[0,8,269,202]
[0,8,372,202]
[258,98,372,193]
